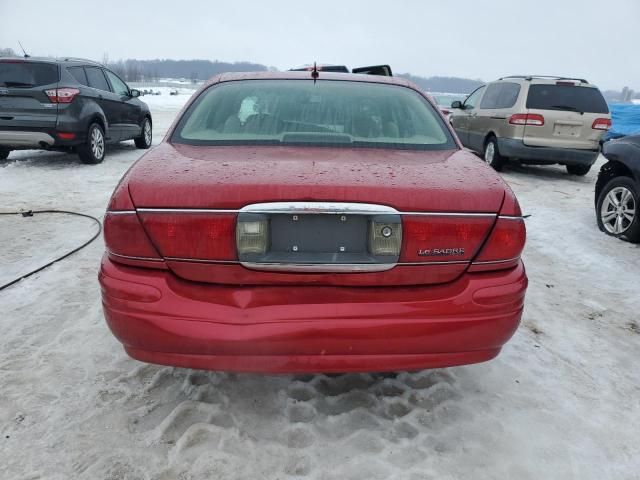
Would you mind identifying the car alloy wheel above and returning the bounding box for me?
[143,119,152,145]
[91,126,105,160]
[484,142,495,164]
[600,186,636,234]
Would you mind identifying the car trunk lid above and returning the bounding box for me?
[126,144,511,286]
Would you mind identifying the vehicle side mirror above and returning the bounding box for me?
[451,100,463,109]
[130,89,141,98]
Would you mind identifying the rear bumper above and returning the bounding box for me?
[0,124,87,149]
[0,130,55,148]
[498,138,599,166]
[99,255,527,373]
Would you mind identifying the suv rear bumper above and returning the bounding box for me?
[0,127,86,149]
[0,130,55,148]
[498,138,599,166]
[99,255,527,373]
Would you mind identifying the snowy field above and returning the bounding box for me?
[1,95,639,480]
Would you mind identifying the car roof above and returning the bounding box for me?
[0,56,103,67]
[208,70,417,89]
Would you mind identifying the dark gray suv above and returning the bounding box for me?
[0,57,152,164]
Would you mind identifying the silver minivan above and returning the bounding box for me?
[450,76,611,175]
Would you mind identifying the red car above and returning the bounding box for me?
[99,71,527,374]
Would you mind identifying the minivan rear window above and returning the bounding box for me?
[0,61,59,88]
[526,84,608,114]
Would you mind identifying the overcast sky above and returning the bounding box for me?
[0,0,637,90]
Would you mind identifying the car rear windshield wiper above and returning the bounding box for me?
[0,81,35,87]
[549,105,583,113]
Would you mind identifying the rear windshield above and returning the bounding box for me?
[172,80,456,150]
[0,61,59,88]
[526,84,608,114]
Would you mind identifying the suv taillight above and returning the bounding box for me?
[44,87,80,104]
[592,118,611,130]
[508,113,545,126]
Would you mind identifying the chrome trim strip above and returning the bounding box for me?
[164,257,237,264]
[472,256,521,265]
[398,260,469,265]
[159,257,471,267]
[136,208,239,214]
[106,210,136,215]
[400,212,496,217]
[498,215,525,220]
[239,262,396,273]
[134,204,497,218]
[240,202,399,215]
[108,251,163,262]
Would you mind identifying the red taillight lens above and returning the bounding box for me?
[138,213,237,261]
[400,216,494,263]
[592,118,611,130]
[44,87,80,104]
[509,113,545,126]
[469,218,526,272]
[104,213,160,259]
[57,132,76,140]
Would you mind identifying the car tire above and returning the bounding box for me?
[0,147,11,160]
[483,137,506,171]
[78,123,106,164]
[134,117,152,149]
[566,164,591,176]
[596,176,639,243]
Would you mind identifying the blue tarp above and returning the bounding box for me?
[605,103,640,141]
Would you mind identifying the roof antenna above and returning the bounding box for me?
[18,41,30,58]
[311,61,319,84]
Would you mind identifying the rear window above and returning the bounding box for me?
[172,80,456,150]
[0,61,59,87]
[526,84,608,114]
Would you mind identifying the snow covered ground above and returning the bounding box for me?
[1,95,639,480]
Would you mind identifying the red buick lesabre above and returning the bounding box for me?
[99,71,527,373]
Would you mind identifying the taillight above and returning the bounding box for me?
[400,216,494,263]
[44,87,80,104]
[592,118,611,130]
[104,212,161,259]
[138,213,237,261]
[469,217,526,272]
[508,113,545,126]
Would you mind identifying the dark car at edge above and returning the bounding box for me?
[0,57,152,164]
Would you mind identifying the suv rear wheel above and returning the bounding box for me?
[0,147,11,160]
[483,137,506,171]
[596,176,639,243]
[78,123,106,164]
[134,117,152,149]
[566,164,591,176]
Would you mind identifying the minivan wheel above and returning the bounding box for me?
[0,147,11,160]
[135,118,152,149]
[566,164,591,176]
[78,123,106,164]
[483,137,505,171]
[596,177,639,243]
